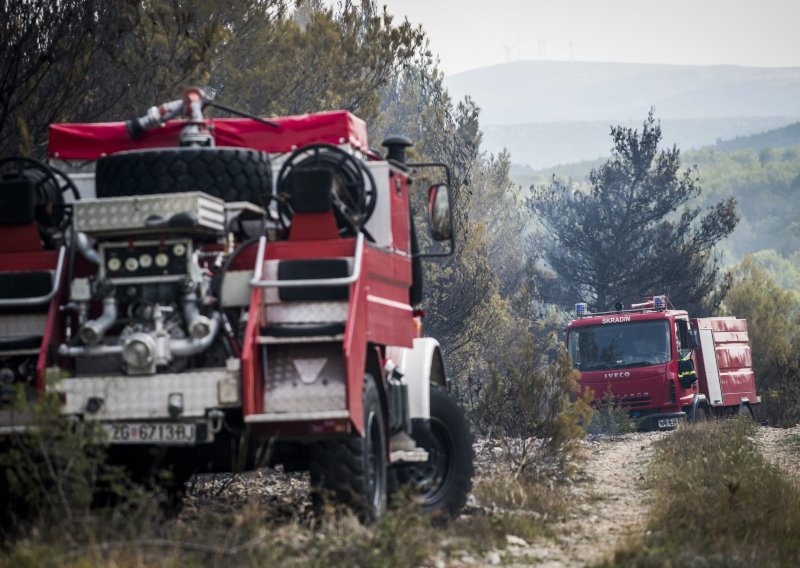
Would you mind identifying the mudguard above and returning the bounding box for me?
[690,393,709,419]
[385,337,446,420]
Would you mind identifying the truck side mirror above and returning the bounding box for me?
[428,183,452,241]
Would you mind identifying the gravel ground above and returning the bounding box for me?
[181,468,312,524]
[755,424,800,480]
[478,432,667,568]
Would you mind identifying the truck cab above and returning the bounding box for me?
[566,296,759,430]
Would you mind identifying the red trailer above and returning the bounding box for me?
[0,89,473,519]
[566,296,759,430]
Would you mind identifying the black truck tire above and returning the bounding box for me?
[95,147,272,208]
[310,373,387,521]
[395,384,474,518]
[693,404,710,423]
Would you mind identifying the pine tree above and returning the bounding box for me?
[529,111,738,313]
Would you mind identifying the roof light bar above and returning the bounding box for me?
[575,302,588,317]
[653,295,666,310]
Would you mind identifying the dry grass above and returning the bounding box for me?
[0,458,568,568]
[0,494,561,568]
[599,419,800,567]
[0,397,572,567]
[473,471,565,519]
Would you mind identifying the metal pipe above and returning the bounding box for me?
[171,313,221,356]
[183,292,213,339]
[58,343,122,357]
[60,312,221,360]
[75,232,100,265]
[79,296,117,345]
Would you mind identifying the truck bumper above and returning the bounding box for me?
[50,366,241,444]
[637,411,687,431]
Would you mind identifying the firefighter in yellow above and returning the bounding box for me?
[677,351,698,388]
[675,326,698,388]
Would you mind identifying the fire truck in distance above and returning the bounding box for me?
[0,88,473,519]
[566,295,760,430]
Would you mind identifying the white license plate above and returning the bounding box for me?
[658,418,679,429]
[103,422,196,445]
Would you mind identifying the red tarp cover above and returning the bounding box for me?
[49,111,368,160]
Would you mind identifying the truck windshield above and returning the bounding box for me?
[568,320,671,371]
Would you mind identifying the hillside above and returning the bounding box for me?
[445,60,800,124]
[515,137,800,286]
[483,116,797,169]
[716,121,800,152]
[444,60,800,168]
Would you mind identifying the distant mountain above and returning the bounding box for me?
[444,61,800,168]
[510,119,800,187]
[444,60,800,124]
[715,121,800,152]
[481,116,798,170]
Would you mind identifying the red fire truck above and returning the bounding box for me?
[0,89,473,519]
[566,295,759,430]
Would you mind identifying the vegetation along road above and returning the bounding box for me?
[154,421,800,567]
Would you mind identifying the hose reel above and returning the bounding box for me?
[0,157,81,237]
[275,144,376,237]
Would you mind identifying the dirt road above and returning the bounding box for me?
[484,425,800,567]
[473,432,666,567]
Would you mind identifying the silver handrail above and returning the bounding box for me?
[249,232,364,288]
[0,246,66,307]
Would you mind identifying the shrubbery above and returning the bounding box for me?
[604,419,800,567]
[584,387,637,435]
[0,392,158,544]
[468,326,590,479]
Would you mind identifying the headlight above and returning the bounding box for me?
[155,253,169,268]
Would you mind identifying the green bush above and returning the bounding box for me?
[472,335,590,478]
[604,420,800,567]
[584,387,637,435]
[0,391,159,547]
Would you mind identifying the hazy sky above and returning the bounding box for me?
[380,0,800,75]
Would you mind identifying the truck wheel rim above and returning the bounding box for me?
[406,418,453,500]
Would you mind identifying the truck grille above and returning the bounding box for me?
[616,395,651,408]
